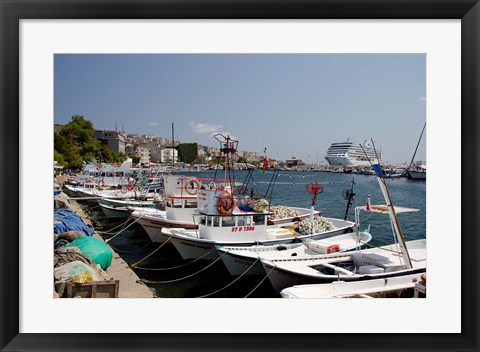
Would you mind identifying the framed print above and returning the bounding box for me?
[1,0,479,351]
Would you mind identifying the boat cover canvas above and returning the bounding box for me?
[54,209,94,237]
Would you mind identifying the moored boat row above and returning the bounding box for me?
[60,136,425,298]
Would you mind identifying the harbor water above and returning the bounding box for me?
[87,170,426,298]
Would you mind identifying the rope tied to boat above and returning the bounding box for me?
[96,215,133,235]
[107,241,153,254]
[140,250,227,284]
[104,213,146,243]
[244,265,275,298]
[194,258,260,298]
[129,233,174,268]
[133,249,214,271]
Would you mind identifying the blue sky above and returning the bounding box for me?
[54,54,426,164]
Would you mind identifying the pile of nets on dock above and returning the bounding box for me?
[54,209,94,236]
[53,210,114,297]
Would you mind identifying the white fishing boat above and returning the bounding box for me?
[164,212,353,260]
[65,175,163,200]
[261,239,425,293]
[131,174,206,242]
[98,198,159,218]
[280,272,425,298]
[259,155,426,294]
[216,230,372,276]
[54,182,62,197]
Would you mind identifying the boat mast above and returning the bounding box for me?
[409,122,426,167]
[171,122,175,167]
[370,140,413,269]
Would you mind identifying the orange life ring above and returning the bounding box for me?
[420,273,427,283]
[217,193,237,215]
[184,179,201,195]
[326,244,340,254]
[237,184,248,195]
[126,183,135,191]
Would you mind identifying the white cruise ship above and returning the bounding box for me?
[325,140,381,167]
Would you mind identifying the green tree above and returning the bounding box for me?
[176,143,198,164]
[54,115,103,168]
[54,150,67,167]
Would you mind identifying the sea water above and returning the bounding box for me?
[93,170,426,298]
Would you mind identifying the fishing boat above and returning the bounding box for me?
[65,174,163,200]
[259,152,426,294]
[131,174,202,242]
[53,182,62,197]
[98,197,159,218]
[160,134,355,259]
[280,272,425,298]
[216,230,372,276]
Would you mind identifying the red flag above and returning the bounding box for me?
[262,148,269,174]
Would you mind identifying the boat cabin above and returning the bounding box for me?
[194,211,271,242]
[165,197,198,222]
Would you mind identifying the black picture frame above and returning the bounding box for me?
[1,0,478,351]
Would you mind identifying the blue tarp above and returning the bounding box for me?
[54,209,94,236]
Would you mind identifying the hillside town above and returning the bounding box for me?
[54,122,261,168]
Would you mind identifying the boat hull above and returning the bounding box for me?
[166,220,355,261]
[262,261,426,293]
[99,203,131,218]
[280,272,425,298]
[219,249,266,276]
[407,171,426,180]
[136,216,198,243]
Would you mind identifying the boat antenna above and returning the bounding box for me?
[263,167,280,206]
[171,122,175,167]
[342,178,356,221]
[409,122,426,167]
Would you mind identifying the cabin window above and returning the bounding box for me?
[171,199,183,208]
[199,216,206,225]
[212,216,221,227]
[237,216,252,227]
[185,201,197,208]
[222,216,235,227]
[253,215,266,225]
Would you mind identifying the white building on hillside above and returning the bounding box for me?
[161,148,178,164]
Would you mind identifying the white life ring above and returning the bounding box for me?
[184,179,201,195]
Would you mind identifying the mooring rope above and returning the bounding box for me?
[244,265,275,298]
[129,234,174,268]
[194,258,260,298]
[107,241,153,254]
[133,249,213,271]
[97,215,133,235]
[105,213,146,243]
[141,250,226,284]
